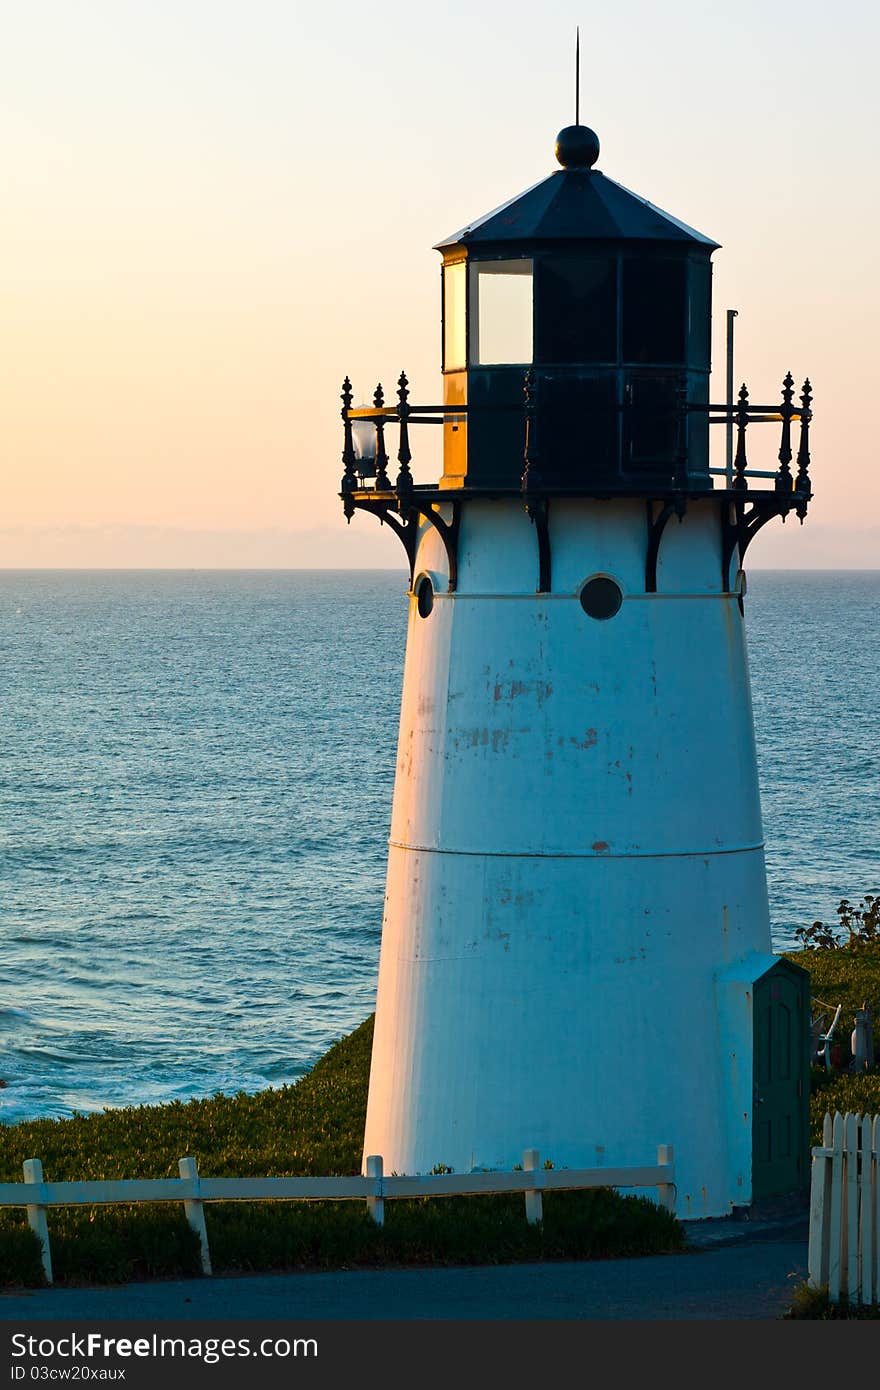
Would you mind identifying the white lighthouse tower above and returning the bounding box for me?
[340,118,814,1218]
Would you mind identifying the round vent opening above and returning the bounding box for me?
[416,576,434,618]
[579,576,623,621]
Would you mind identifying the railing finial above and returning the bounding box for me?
[373,383,391,491]
[340,376,357,519]
[395,370,414,503]
[796,378,812,498]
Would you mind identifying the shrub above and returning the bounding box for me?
[795,895,880,951]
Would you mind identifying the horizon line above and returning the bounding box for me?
[1,565,878,575]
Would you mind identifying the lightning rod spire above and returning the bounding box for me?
[575,26,580,126]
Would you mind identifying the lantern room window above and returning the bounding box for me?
[470,260,533,366]
[622,259,687,364]
[536,256,617,364]
[443,260,467,371]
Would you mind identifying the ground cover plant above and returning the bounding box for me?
[0,1015,682,1287]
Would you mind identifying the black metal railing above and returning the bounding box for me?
[339,370,812,503]
[690,372,813,496]
[340,373,465,509]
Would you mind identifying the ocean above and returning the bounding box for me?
[1,569,877,1124]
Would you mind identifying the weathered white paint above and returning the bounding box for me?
[179,1155,212,1275]
[523,1148,543,1225]
[365,1153,384,1227]
[22,1157,52,1284]
[364,497,772,1217]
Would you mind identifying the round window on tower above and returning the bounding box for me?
[416,575,434,619]
[579,575,623,621]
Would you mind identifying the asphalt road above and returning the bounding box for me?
[0,1238,808,1321]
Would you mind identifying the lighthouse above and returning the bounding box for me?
[339,117,814,1218]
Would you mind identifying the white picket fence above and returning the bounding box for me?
[808,1112,879,1305]
[2,1146,675,1285]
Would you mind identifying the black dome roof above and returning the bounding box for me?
[435,167,719,252]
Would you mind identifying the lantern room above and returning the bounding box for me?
[436,123,718,491]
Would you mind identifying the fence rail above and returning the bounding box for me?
[808,1112,879,1305]
[3,1146,675,1285]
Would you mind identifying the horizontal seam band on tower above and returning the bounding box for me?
[420,591,738,601]
[387,840,765,860]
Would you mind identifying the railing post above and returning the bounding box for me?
[795,378,812,494]
[674,376,689,492]
[732,383,749,490]
[395,371,414,502]
[23,1158,53,1285]
[178,1157,212,1276]
[656,1144,675,1213]
[365,1154,384,1227]
[523,1149,543,1226]
[775,371,794,493]
[521,367,540,492]
[340,377,357,520]
[373,384,391,491]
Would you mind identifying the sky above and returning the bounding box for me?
[2,0,878,568]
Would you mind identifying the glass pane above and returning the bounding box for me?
[540,374,619,483]
[688,259,711,369]
[536,256,617,363]
[443,260,466,371]
[622,259,686,364]
[472,260,533,365]
[626,375,679,471]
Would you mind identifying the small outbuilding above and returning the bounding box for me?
[716,952,811,1207]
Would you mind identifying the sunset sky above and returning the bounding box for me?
[2,0,878,567]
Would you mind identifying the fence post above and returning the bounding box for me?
[859,1115,873,1307]
[867,1112,873,1306]
[22,1159,52,1285]
[846,1112,861,1301]
[656,1145,675,1214]
[523,1149,543,1226]
[828,1111,845,1302]
[365,1154,384,1227]
[178,1157,212,1275]
[808,1113,833,1290]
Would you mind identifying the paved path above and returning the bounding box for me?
[0,1237,808,1321]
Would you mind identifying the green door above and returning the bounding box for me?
[752,962,811,1201]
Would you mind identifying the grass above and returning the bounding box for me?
[0,1015,683,1287]
[785,1282,880,1320]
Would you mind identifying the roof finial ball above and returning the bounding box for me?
[555,123,600,170]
